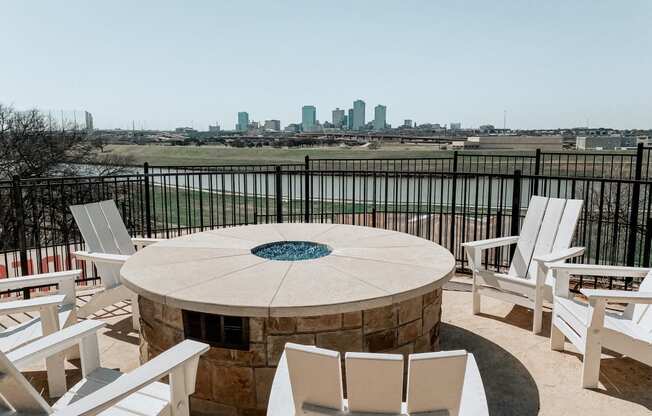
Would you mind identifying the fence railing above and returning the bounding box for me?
[2,146,651,294]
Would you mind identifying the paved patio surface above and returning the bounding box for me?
[5,278,651,415]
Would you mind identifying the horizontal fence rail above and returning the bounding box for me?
[2,146,651,297]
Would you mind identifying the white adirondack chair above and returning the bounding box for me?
[547,263,652,388]
[0,318,209,416]
[462,196,585,333]
[0,270,81,397]
[70,200,163,329]
[267,343,488,416]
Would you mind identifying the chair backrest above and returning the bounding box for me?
[70,200,134,289]
[285,343,343,414]
[633,271,652,332]
[0,350,52,415]
[508,196,583,280]
[345,352,403,414]
[406,350,468,416]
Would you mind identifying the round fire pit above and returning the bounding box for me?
[121,224,455,416]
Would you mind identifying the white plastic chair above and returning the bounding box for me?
[462,196,585,333]
[267,343,489,416]
[0,319,208,416]
[0,270,80,397]
[548,263,652,388]
[70,200,163,329]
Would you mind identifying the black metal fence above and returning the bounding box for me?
[2,146,651,294]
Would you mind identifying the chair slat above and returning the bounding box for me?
[552,199,584,252]
[99,200,136,256]
[0,350,52,414]
[508,196,548,278]
[527,198,567,279]
[345,352,403,414]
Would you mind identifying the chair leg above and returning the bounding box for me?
[581,336,602,388]
[532,292,543,334]
[550,320,565,351]
[472,277,481,315]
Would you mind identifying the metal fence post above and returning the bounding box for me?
[626,143,644,268]
[643,216,652,267]
[449,151,458,251]
[143,162,152,238]
[533,148,541,195]
[275,165,283,223]
[12,176,30,298]
[510,170,522,259]
[304,155,310,223]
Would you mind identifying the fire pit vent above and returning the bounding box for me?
[182,310,249,350]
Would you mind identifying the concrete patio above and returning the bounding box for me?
[6,277,651,416]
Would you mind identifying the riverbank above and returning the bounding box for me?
[105,143,451,166]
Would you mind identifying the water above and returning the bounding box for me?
[251,241,332,261]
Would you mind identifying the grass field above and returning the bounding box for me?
[106,144,452,166]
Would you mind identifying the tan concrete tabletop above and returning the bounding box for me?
[121,223,455,317]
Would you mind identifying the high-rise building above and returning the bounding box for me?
[208,124,220,132]
[347,109,354,130]
[332,108,345,129]
[450,122,461,131]
[264,120,281,131]
[84,111,94,131]
[302,105,316,132]
[237,112,249,132]
[403,119,413,128]
[373,105,386,131]
[352,100,365,130]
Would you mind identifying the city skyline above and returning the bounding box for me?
[1,1,651,130]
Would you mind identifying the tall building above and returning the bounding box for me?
[347,108,354,130]
[373,105,386,131]
[352,100,365,130]
[208,124,220,132]
[302,105,316,132]
[84,111,94,131]
[403,119,413,128]
[264,120,281,131]
[237,112,249,132]
[450,122,461,131]
[332,108,345,129]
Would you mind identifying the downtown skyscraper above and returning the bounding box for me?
[352,99,365,130]
[237,112,249,132]
[302,105,316,132]
[373,105,386,131]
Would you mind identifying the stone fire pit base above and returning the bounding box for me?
[138,288,443,416]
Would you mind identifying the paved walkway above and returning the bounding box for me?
[6,279,652,415]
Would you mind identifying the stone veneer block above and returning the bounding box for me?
[398,296,423,324]
[211,366,257,408]
[363,304,397,334]
[316,328,363,352]
[266,333,315,366]
[342,311,362,328]
[266,317,296,334]
[398,318,422,345]
[296,313,342,332]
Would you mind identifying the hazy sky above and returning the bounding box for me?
[1,1,651,130]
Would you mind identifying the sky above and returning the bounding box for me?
[1,1,651,131]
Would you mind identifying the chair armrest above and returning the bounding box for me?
[6,320,106,367]
[0,295,65,315]
[580,289,652,305]
[74,251,130,265]
[131,237,164,247]
[0,270,80,292]
[461,236,519,250]
[548,264,650,278]
[52,339,209,416]
[533,247,585,265]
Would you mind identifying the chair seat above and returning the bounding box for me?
[0,306,74,353]
[555,297,652,343]
[53,367,171,416]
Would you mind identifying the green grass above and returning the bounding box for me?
[105,144,451,166]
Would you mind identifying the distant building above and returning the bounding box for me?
[237,112,249,132]
[450,122,461,131]
[403,119,413,128]
[175,127,197,133]
[84,111,94,131]
[332,108,345,129]
[347,108,354,130]
[208,124,221,132]
[353,99,365,130]
[284,123,301,133]
[479,124,495,134]
[264,120,281,131]
[576,135,634,150]
[466,135,563,151]
[302,105,316,132]
[373,105,387,131]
